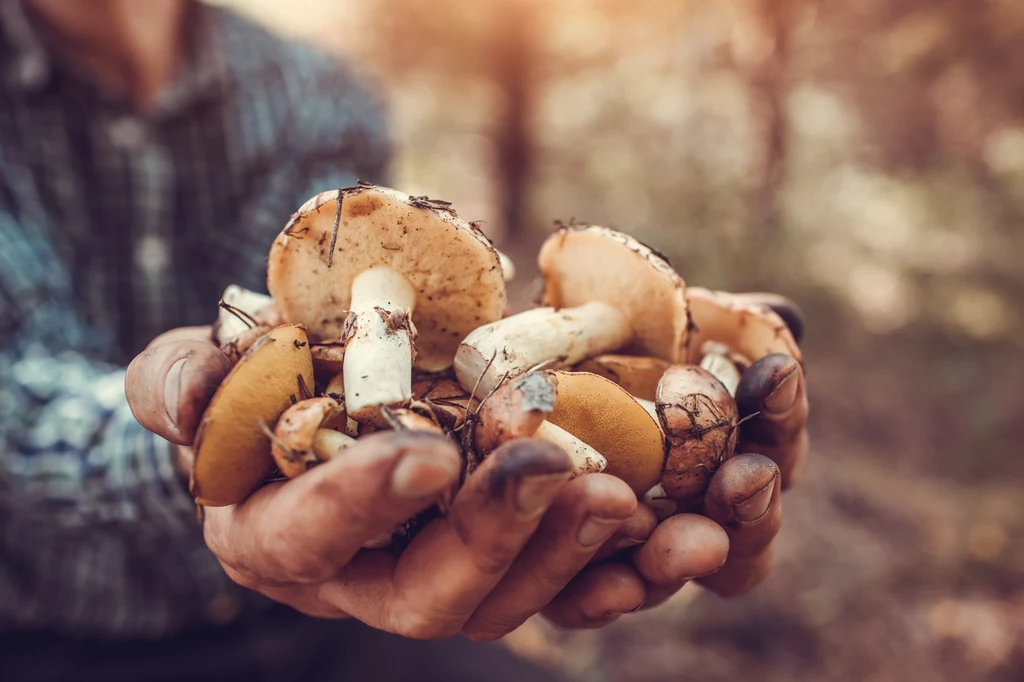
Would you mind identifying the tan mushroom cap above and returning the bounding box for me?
[574,354,672,402]
[271,397,348,479]
[474,371,665,496]
[546,372,665,496]
[310,342,346,377]
[192,324,314,507]
[538,226,690,362]
[267,184,507,372]
[686,287,802,365]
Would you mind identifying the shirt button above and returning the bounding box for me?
[135,234,170,274]
[109,116,146,149]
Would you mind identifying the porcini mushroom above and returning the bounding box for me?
[473,371,665,495]
[192,324,314,506]
[267,184,507,426]
[454,225,689,397]
[213,285,281,364]
[654,364,739,506]
[574,354,672,401]
[270,397,355,479]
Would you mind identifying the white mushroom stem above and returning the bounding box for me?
[344,266,417,422]
[699,352,741,397]
[455,301,632,396]
[312,429,356,461]
[533,421,607,477]
[642,484,678,521]
[497,250,516,282]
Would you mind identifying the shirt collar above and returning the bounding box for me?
[0,0,231,116]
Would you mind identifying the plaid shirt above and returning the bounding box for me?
[0,0,390,638]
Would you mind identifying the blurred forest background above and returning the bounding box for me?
[211,1,1023,680]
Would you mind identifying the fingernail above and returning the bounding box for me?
[515,473,570,516]
[734,475,776,522]
[391,451,459,498]
[577,515,623,547]
[164,357,187,427]
[763,371,798,414]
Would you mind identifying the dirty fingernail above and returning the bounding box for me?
[391,451,459,498]
[164,357,187,427]
[578,516,624,547]
[734,475,777,522]
[515,473,570,516]
[763,371,799,414]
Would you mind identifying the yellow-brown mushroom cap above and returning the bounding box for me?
[267,185,508,372]
[192,324,314,506]
[574,354,672,402]
[538,226,690,363]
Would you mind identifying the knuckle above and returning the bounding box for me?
[390,608,460,640]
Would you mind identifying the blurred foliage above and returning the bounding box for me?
[208,1,1024,679]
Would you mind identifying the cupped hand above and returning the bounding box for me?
[125,327,643,641]
[543,293,809,627]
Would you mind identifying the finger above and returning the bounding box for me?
[146,325,216,350]
[632,513,729,587]
[735,353,809,487]
[204,431,461,585]
[697,454,781,597]
[541,563,647,630]
[590,502,658,563]
[733,292,805,344]
[462,473,637,641]
[126,339,232,444]
[319,439,573,639]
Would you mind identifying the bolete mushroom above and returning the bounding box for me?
[267,184,507,426]
[454,225,689,397]
[473,371,665,496]
[192,324,314,506]
[270,396,355,479]
[213,285,282,364]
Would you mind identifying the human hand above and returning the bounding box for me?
[541,293,809,626]
[125,327,649,640]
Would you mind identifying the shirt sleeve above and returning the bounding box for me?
[0,211,199,539]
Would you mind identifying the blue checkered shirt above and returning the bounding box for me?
[0,0,391,638]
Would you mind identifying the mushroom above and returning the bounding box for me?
[654,364,739,507]
[270,397,355,479]
[213,285,283,364]
[191,324,314,507]
[473,371,665,496]
[309,342,346,377]
[267,184,507,426]
[454,225,689,397]
[573,354,671,401]
[411,374,474,431]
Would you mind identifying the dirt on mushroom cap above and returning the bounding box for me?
[538,225,690,363]
[192,324,314,507]
[267,185,507,372]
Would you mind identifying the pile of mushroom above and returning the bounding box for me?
[190,182,802,549]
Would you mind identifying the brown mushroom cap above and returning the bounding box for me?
[686,287,802,365]
[266,185,507,372]
[192,324,314,506]
[412,374,473,431]
[474,371,665,496]
[310,342,346,377]
[538,226,690,362]
[656,364,738,503]
[574,354,672,401]
[271,397,348,479]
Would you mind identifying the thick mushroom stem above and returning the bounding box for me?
[699,353,741,397]
[455,301,633,396]
[533,421,607,477]
[344,266,417,423]
[312,429,356,461]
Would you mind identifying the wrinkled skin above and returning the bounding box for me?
[125,294,810,640]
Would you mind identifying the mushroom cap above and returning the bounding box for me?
[546,371,665,496]
[574,354,672,402]
[310,342,346,377]
[214,284,275,346]
[267,185,507,372]
[271,397,346,479]
[412,374,473,431]
[192,324,314,506]
[474,371,665,496]
[656,364,738,502]
[685,287,802,365]
[537,226,690,362]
